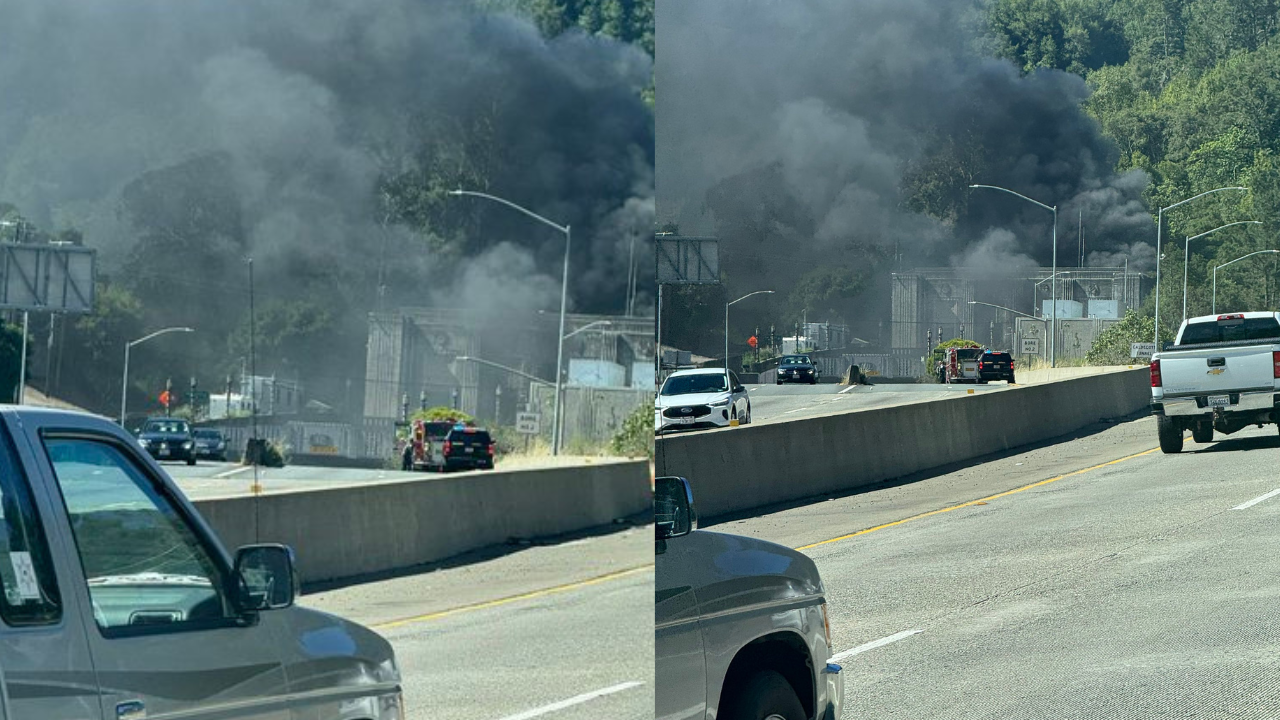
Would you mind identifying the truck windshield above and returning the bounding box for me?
[1178,317,1280,345]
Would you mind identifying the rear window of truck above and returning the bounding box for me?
[1178,317,1280,345]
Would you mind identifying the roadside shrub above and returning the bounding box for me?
[1085,309,1170,366]
[611,401,655,459]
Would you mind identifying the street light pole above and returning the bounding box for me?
[1154,187,1249,346]
[1181,220,1262,323]
[449,189,571,455]
[726,291,775,381]
[1213,249,1280,314]
[119,327,195,426]
[969,185,1058,366]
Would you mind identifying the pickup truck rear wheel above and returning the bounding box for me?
[722,670,806,720]
[1192,424,1213,444]
[1157,416,1184,454]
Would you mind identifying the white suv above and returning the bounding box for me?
[656,368,752,433]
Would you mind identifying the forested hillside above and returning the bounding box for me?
[985,0,1280,330]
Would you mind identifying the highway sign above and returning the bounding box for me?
[516,412,541,435]
[1131,342,1156,358]
[0,242,95,313]
[656,236,720,284]
[1021,338,1040,355]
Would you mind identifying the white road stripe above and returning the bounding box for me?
[829,629,923,664]
[212,466,252,479]
[839,385,859,394]
[1234,488,1280,510]
[495,682,645,720]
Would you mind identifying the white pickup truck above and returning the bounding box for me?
[1150,311,1280,453]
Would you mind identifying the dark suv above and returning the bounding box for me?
[137,417,197,465]
[442,426,495,471]
[978,350,1015,384]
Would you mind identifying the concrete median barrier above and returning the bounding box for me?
[655,367,1149,519]
[192,459,651,584]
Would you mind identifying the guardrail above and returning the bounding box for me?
[655,367,1149,519]
[192,459,652,584]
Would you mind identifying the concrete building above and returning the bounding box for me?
[889,267,1148,377]
[362,308,654,456]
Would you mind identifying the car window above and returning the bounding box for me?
[0,430,62,626]
[43,438,232,636]
[143,421,189,434]
[450,430,491,444]
[661,373,728,395]
[1178,317,1280,345]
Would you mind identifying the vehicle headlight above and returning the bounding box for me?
[138,438,148,448]
[183,441,193,449]
[709,396,730,407]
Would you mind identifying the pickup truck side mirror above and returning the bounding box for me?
[655,476,697,541]
[234,544,299,612]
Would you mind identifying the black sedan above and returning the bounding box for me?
[193,428,229,461]
[775,355,820,385]
[137,417,197,465]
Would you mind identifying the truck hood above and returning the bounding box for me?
[276,606,400,696]
[681,530,824,612]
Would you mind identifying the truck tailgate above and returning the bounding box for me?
[1159,345,1278,396]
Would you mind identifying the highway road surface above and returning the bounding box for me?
[304,524,654,720]
[743,366,1137,425]
[698,416,1280,718]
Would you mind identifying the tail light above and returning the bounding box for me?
[443,440,453,454]
[1273,351,1280,379]
[1010,360,1015,369]
[1150,359,1162,388]
[487,443,495,456]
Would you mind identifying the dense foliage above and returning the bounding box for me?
[985,0,1280,329]
[1084,308,1170,364]
[610,401,654,459]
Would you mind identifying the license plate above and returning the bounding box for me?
[674,417,695,424]
[1208,395,1231,408]
[464,447,473,453]
[159,447,170,456]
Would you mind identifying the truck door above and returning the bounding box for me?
[0,411,99,719]
[24,424,292,720]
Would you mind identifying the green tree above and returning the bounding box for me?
[1085,308,1169,364]
[0,321,27,403]
[610,401,654,459]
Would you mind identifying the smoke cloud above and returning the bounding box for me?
[0,0,654,316]
[656,0,1154,300]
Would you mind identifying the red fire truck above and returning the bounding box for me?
[939,346,986,384]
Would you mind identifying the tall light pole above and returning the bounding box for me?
[1182,220,1262,322]
[1154,187,1248,347]
[119,327,194,426]
[1213,249,1280,314]
[0,220,27,403]
[450,189,571,455]
[970,185,1058,366]
[726,291,774,381]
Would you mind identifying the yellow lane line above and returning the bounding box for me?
[372,564,654,630]
[796,447,1160,551]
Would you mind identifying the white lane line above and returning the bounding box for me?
[495,681,645,720]
[1234,488,1280,510]
[212,466,252,479]
[839,385,859,394]
[829,629,923,664]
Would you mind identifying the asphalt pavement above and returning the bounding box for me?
[303,524,654,720]
[744,381,1008,424]
[702,415,1280,718]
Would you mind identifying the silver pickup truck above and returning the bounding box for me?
[1150,311,1280,453]
[0,406,403,719]
[655,476,843,720]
